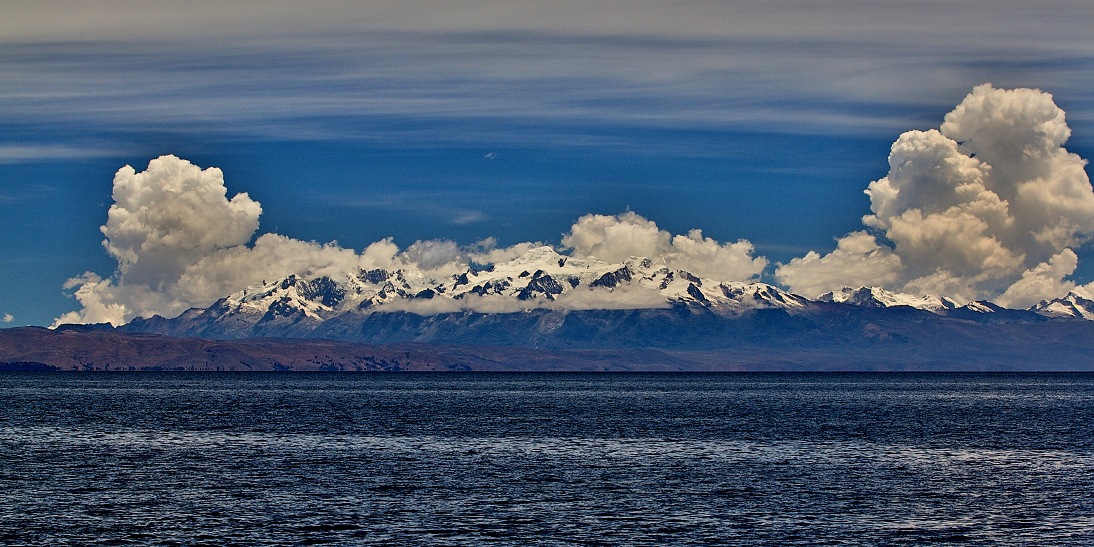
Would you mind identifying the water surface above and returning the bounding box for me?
[2,372,1092,545]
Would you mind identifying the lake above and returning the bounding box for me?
[2,372,1092,545]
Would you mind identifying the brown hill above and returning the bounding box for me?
[0,327,709,372]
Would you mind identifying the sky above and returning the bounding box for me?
[4,1,1094,326]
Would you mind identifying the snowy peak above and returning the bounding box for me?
[813,287,1040,321]
[817,286,958,313]
[504,245,569,268]
[698,281,813,313]
[961,301,1002,314]
[1031,291,1094,320]
[221,274,351,320]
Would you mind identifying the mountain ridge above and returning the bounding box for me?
[115,244,1084,344]
[15,247,1094,372]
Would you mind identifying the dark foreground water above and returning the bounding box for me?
[1,373,1093,545]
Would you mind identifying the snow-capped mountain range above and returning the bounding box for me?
[187,245,813,322]
[1029,291,1094,320]
[116,245,1094,344]
[816,286,960,313]
[819,286,1094,321]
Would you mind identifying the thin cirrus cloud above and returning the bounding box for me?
[53,84,1094,325]
[0,144,123,163]
[3,35,915,141]
[4,1,1094,157]
[329,193,489,227]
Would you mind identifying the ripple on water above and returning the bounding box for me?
[1,372,1092,545]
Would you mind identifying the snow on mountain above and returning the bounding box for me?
[129,248,1094,337]
[200,245,814,325]
[813,286,1066,322]
[1030,291,1094,320]
[816,286,959,313]
[961,301,1001,314]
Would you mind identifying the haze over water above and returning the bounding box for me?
[2,372,1092,545]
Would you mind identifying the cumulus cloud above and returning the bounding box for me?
[359,238,401,271]
[102,155,262,288]
[400,240,464,273]
[57,154,273,325]
[56,156,471,326]
[775,231,902,300]
[172,234,362,305]
[777,84,1094,304]
[996,249,1079,308]
[563,211,767,282]
[2,313,13,323]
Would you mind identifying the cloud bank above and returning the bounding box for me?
[777,84,1094,308]
[56,85,1094,324]
[55,157,766,326]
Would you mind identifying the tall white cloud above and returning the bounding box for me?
[777,84,1094,304]
[102,155,263,287]
[57,156,456,326]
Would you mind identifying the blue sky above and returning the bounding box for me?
[4,1,1094,326]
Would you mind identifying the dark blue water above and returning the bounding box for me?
[1,373,1092,545]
